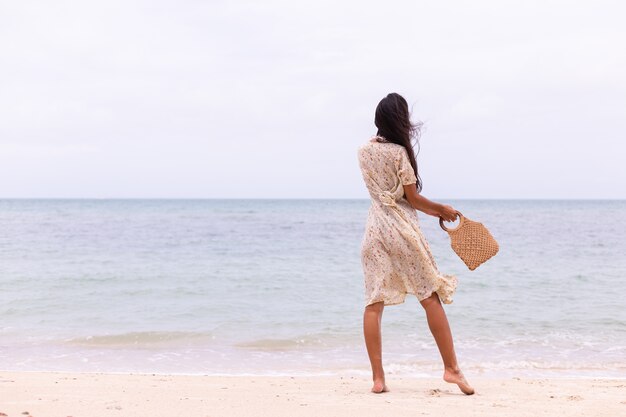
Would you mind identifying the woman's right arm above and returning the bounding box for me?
[402,183,458,221]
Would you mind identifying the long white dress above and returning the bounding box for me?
[357,135,458,307]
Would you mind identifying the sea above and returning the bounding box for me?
[1,199,625,378]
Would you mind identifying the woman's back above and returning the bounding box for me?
[357,136,418,207]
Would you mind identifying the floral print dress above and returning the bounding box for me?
[357,135,458,307]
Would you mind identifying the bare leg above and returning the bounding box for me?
[420,292,475,395]
[363,301,388,393]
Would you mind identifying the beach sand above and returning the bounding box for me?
[0,371,624,417]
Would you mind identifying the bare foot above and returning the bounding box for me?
[371,378,389,393]
[443,367,475,395]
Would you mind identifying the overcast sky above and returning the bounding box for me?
[1,0,624,199]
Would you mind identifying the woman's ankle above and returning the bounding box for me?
[444,365,461,373]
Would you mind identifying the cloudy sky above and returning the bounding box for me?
[1,0,624,199]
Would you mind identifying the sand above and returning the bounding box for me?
[0,371,624,417]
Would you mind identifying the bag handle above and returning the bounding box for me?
[439,211,464,232]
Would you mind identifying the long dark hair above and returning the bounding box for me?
[374,92,423,193]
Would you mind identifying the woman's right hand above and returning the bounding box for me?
[439,204,458,222]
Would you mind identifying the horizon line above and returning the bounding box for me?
[0,197,625,201]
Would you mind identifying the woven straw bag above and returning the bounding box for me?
[439,211,499,271]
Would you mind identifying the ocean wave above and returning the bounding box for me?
[234,334,345,351]
[64,331,213,348]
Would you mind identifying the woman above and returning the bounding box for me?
[357,92,474,395]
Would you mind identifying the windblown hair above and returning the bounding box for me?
[374,92,423,193]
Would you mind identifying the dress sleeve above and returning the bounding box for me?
[397,147,417,185]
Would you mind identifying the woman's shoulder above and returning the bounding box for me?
[359,135,405,152]
[357,136,376,152]
[358,137,405,167]
[360,135,401,148]
[371,135,405,148]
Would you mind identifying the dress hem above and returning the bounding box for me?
[365,288,450,307]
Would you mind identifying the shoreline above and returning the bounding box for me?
[1,371,624,417]
[2,368,625,379]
